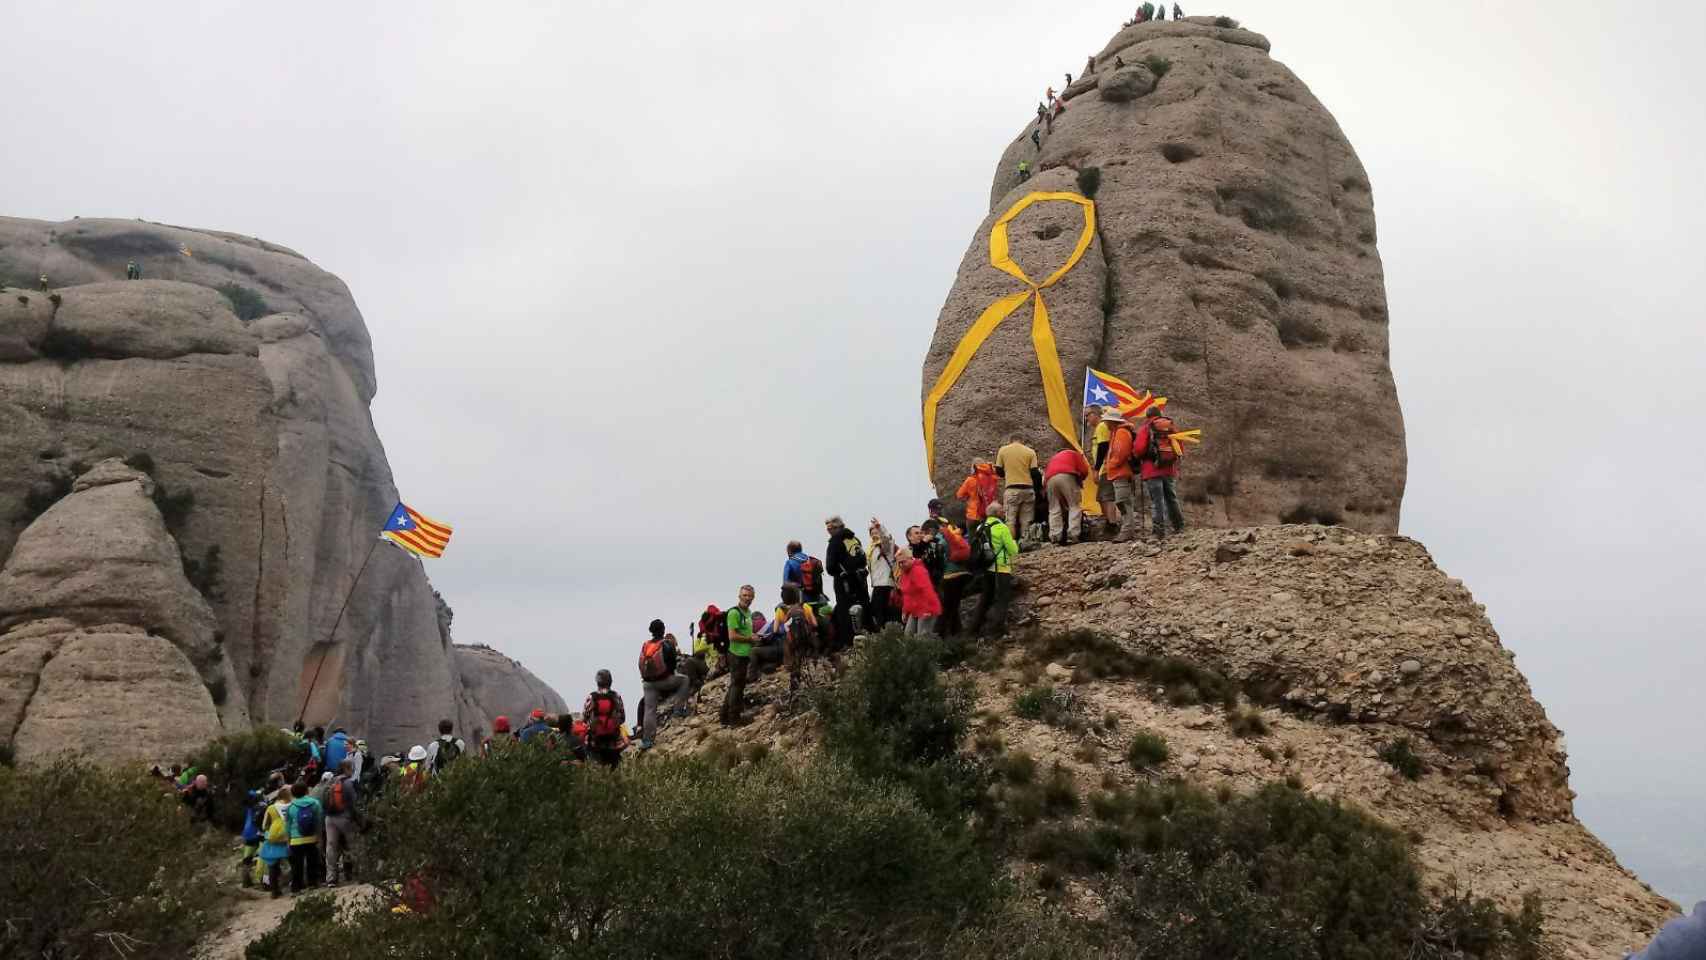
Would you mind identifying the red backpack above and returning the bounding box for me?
[943,526,971,564]
[588,691,621,740]
[698,606,729,652]
[1146,417,1180,467]
[328,778,350,814]
[638,639,669,681]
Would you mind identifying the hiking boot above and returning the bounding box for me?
[637,739,654,751]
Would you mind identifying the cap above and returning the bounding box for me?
[529,709,546,721]
[492,715,511,733]
[407,745,427,762]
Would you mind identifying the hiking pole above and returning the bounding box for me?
[297,537,383,725]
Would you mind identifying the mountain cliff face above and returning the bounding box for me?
[0,217,559,759]
[923,18,1406,533]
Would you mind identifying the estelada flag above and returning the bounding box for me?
[380,502,453,559]
[1083,367,1165,418]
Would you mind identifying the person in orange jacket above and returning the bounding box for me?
[956,462,1000,524]
[1102,408,1141,541]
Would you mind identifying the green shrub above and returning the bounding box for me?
[816,626,980,815]
[216,282,271,323]
[0,763,224,957]
[1378,736,1425,780]
[185,726,303,831]
[1000,749,1039,784]
[1011,686,1083,728]
[1144,54,1172,78]
[1127,729,1170,770]
[248,749,1001,960]
[1076,166,1102,199]
[1013,686,1051,720]
[1041,763,1079,816]
[1215,15,1241,28]
[1227,706,1271,738]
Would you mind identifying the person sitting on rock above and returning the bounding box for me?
[1031,127,1042,150]
[1043,444,1092,545]
[1133,406,1187,541]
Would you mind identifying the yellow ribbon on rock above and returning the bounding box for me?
[923,191,1097,491]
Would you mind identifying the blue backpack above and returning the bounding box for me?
[293,801,320,836]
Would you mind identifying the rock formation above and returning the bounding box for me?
[923,18,1406,533]
[662,527,1675,957]
[453,645,570,738]
[0,217,561,761]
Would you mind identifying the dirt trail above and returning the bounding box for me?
[195,884,374,959]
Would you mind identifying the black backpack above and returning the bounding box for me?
[968,521,998,572]
[432,736,462,773]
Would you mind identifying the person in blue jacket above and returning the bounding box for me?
[323,727,351,772]
[1632,903,1706,959]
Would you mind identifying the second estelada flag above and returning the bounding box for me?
[381,502,453,559]
[1083,367,1165,418]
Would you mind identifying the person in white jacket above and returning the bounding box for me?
[865,519,898,632]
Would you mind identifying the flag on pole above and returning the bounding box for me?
[380,502,453,559]
[1083,367,1166,418]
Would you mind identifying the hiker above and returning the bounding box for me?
[1133,406,1187,540]
[324,726,351,773]
[585,670,627,766]
[1064,72,1073,86]
[782,541,826,604]
[482,715,513,756]
[1103,408,1142,541]
[125,259,140,280]
[349,738,367,784]
[923,516,971,636]
[400,746,430,792]
[894,548,942,635]
[1116,55,1126,68]
[1156,4,1165,19]
[1018,160,1031,182]
[772,584,821,693]
[259,787,292,898]
[697,605,730,683]
[994,437,1041,533]
[824,516,869,641]
[37,273,48,291]
[323,759,360,885]
[1030,128,1041,150]
[639,619,690,748]
[1084,54,1097,76]
[967,502,1021,637]
[721,585,758,726]
[238,789,266,887]
[866,519,897,631]
[181,773,213,821]
[956,461,1000,524]
[425,718,465,775]
[1086,405,1121,537]
[286,780,325,893]
[518,708,553,744]
[1044,445,1092,545]
[558,713,589,763]
[1174,3,1184,18]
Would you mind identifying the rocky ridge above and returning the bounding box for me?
[0,217,561,760]
[658,526,1673,958]
[923,17,1406,533]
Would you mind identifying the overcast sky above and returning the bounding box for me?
[3,0,1701,905]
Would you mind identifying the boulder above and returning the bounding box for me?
[931,20,1406,533]
[454,645,571,737]
[1097,64,1157,102]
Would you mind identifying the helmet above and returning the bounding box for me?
[407,745,427,762]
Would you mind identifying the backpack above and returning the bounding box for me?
[264,803,289,844]
[1145,417,1180,468]
[797,557,823,597]
[699,607,729,652]
[588,691,621,740]
[292,801,319,837]
[968,521,998,572]
[784,604,816,648]
[328,778,350,815]
[432,736,462,773]
[943,525,972,564]
[639,639,670,681]
[841,535,867,571]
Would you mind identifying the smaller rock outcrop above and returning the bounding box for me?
[454,645,569,737]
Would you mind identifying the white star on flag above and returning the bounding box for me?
[1091,385,1111,402]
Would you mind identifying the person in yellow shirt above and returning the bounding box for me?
[1086,405,1120,537]
[993,439,1040,533]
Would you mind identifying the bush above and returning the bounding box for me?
[816,626,980,815]
[0,763,224,957]
[1012,685,1083,728]
[184,726,304,831]
[248,749,1002,960]
[1378,736,1425,780]
[1144,54,1172,78]
[1076,166,1102,199]
[1227,706,1271,738]
[1000,749,1039,784]
[1215,15,1241,28]
[216,282,271,323]
[1127,730,1170,770]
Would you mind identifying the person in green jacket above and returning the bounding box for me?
[967,502,1021,638]
[720,585,757,726]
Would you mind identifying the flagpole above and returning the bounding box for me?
[297,536,384,725]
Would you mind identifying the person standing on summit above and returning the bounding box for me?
[1043,445,1091,545]
[782,541,825,604]
[638,619,690,749]
[824,516,869,640]
[1133,406,1187,541]
[994,437,1040,534]
[721,585,758,726]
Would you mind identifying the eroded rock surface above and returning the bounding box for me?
[454,645,570,738]
[925,18,1406,532]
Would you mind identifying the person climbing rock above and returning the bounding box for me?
[1064,72,1073,86]
[1133,406,1187,540]
[1031,127,1042,150]
[1084,55,1097,76]
[583,670,627,766]
[966,501,1020,638]
[1116,55,1126,68]
[638,619,690,748]
[824,515,869,641]
[894,547,942,635]
[772,584,821,693]
[1044,445,1091,545]
[1103,408,1142,541]
[125,259,140,280]
[720,585,757,726]
[1017,159,1031,182]
[994,437,1041,532]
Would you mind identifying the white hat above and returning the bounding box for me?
[407,745,427,762]
[1100,408,1128,423]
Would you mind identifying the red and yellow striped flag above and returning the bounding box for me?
[380,502,453,559]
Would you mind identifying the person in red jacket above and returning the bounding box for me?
[1042,446,1091,546]
[1133,407,1186,540]
[893,548,942,636]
